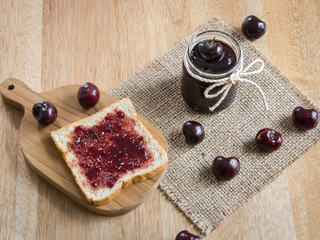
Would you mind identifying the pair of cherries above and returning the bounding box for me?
[182,121,240,181]
[255,107,319,150]
[32,82,100,125]
[183,107,319,181]
[195,14,268,64]
[183,121,240,181]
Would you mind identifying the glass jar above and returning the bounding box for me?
[181,31,242,113]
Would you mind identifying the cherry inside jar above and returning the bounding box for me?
[181,31,242,113]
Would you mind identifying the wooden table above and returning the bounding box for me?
[1,1,320,239]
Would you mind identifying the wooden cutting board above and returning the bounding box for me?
[0,78,168,216]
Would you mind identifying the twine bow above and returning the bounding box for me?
[203,58,269,112]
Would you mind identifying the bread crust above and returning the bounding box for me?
[92,161,167,205]
[51,98,167,206]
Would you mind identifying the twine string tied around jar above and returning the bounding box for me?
[203,58,269,112]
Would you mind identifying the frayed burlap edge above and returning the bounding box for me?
[155,18,320,235]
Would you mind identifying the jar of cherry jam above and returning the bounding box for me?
[181,31,242,113]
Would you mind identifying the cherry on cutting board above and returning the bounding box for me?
[175,230,202,240]
[77,82,100,108]
[197,38,224,61]
[292,107,319,130]
[255,128,283,152]
[212,156,240,181]
[32,101,57,125]
[182,121,205,145]
[241,15,267,39]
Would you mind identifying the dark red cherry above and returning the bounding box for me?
[197,39,224,61]
[183,121,205,145]
[32,101,58,125]
[77,82,100,108]
[255,128,283,152]
[292,107,319,130]
[242,15,266,39]
[175,230,202,240]
[212,156,240,181]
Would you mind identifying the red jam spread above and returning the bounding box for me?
[68,110,153,189]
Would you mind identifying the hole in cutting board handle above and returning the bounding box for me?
[8,84,14,90]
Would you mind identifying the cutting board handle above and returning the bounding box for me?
[0,78,37,111]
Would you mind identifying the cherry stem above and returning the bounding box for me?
[200,227,216,237]
[261,12,270,20]
[209,37,216,47]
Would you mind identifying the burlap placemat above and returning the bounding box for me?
[109,18,320,235]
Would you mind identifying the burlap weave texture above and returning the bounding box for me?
[109,19,320,235]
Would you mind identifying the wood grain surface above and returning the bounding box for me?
[1,0,320,239]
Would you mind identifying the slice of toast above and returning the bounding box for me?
[51,98,167,205]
